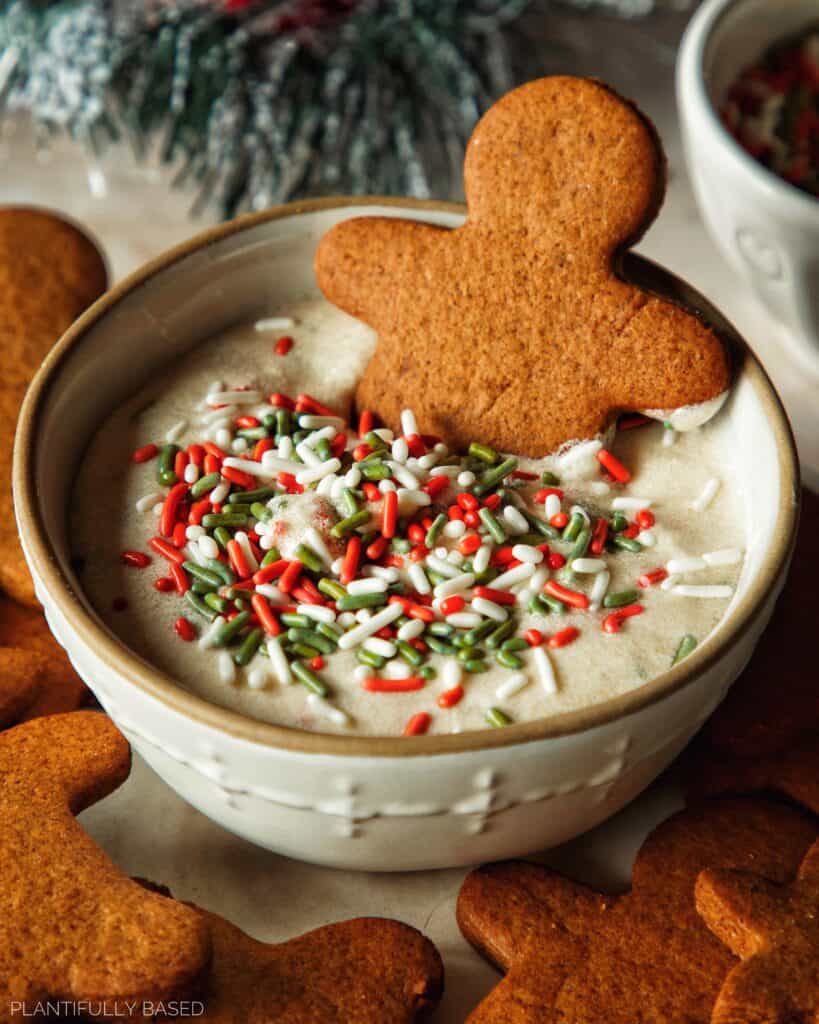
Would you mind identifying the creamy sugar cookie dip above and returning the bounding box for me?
[73,295,745,737]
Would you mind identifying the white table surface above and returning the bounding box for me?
[2,8,817,1017]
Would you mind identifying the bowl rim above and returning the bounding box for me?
[677,0,819,223]
[14,195,800,758]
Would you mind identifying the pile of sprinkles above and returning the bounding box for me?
[120,365,743,736]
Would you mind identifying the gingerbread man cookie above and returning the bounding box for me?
[0,207,107,608]
[457,799,817,1023]
[696,838,819,1024]
[316,76,730,456]
[0,712,211,1019]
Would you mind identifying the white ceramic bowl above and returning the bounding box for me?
[14,199,798,871]
[678,0,819,370]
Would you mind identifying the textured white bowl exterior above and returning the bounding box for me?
[16,201,797,870]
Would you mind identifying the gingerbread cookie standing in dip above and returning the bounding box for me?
[72,78,745,738]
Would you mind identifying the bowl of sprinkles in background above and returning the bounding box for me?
[679,0,819,368]
[14,199,799,870]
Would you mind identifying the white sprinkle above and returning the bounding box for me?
[544,493,562,519]
[400,409,418,436]
[589,481,611,496]
[344,467,362,489]
[457,470,476,487]
[496,673,529,700]
[183,542,208,568]
[246,663,270,690]
[338,603,404,649]
[637,529,656,548]
[434,572,476,599]
[201,404,238,425]
[430,465,459,478]
[418,453,438,470]
[364,637,397,659]
[372,428,394,443]
[331,557,345,576]
[152,503,163,517]
[446,612,482,628]
[660,574,680,592]
[388,461,421,490]
[184,463,199,484]
[255,316,294,331]
[355,609,372,623]
[353,665,371,683]
[207,482,229,507]
[557,439,602,474]
[277,437,295,460]
[199,616,226,650]
[447,549,464,566]
[512,544,543,564]
[186,525,205,541]
[208,390,262,406]
[215,428,232,449]
[667,556,707,574]
[379,479,397,493]
[296,458,342,485]
[672,584,733,599]
[611,497,653,511]
[408,563,431,595]
[392,437,409,463]
[337,612,357,628]
[529,566,550,592]
[207,380,224,397]
[295,441,322,467]
[259,534,277,551]
[703,548,743,567]
[136,492,162,513]
[306,694,350,727]
[426,553,461,579]
[396,489,431,511]
[691,477,721,511]
[434,443,449,456]
[443,661,462,688]
[234,531,259,572]
[304,526,333,568]
[492,563,536,590]
[473,545,492,574]
[434,546,448,559]
[384,659,413,679]
[231,434,250,451]
[318,475,338,497]
[301,415,344,431]
[347,578,388,595]
[218,651,237,685]
[297,604,336,624]
[588,569,610,610]
[255,584,289,605]
[364,565,400,583]
[532,646,558,694]
[198,535,219,560]
[572,558,606,574]
[398,618,425,641]
[266,636,291,685]
[472,597,508,622]
[443,519,466,539]
[165,420,187,443]
[662,427,677,447]
[502,505,529,535]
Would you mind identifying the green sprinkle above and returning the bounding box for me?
[540,594,566,615]
[230,487,276,505]
[191,471,221,498]
[524,511,559,540]
[292,429,309,445]
[562,512,585,543]
[206,559,235,586]
[479,507,507,544]
[331,509,370,538]
[391,537,412,554]
[428,621,454,637]
[288,642,319,659]
[464,659,489,673]
[426,569,448,586]
[496,649,524,670]
[474,566,499,586]
[501,637,528,652]
[222,585,250,602]
[184,591,218,621]
[315,438,332,461]
[202,513,248,529]
[610,512,628,533]
[213,611,251,647]
[426,636,457,656]
[182,562,224,589]
[213,527,232,551]
[469,442,499,464]
[190,580,214,596]
[463,620,496,646]
[474,456,518,497]
[364,430,388,451]
[275,408,292,436]
[250,502,273,522]
[316,621,342,643]
[291,660,328,697]
[204,592,229,614]
[295,544,323,573]
[157,444,179,486]
[528,594,549,615]
[540,470,560,485]
[569,528,591,564]
[612,535,643,553]
[287,628,335,654]
[237,427,268,442]
[418,665,437,680]
[341,488,360,516]
[234,628,263,666]
[486,619,516,649]
[457,646,481,663]
[485,707,512,728]
[318,578,347,601]
[672,634,698,665]
[262,414,276,434]
[397,640,424,666]
[603,589,640,609]
[425,513,447,549]
[260,547,281,567]
[361,461,389,481]
[223,503,251,515]
[336,591,388,611]
[356,648,385,669]
[280,612,311,629]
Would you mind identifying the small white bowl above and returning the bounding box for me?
[14,199,798,871]
[678,0,819,370]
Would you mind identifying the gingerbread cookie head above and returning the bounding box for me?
[316,76,730,457]
[456,799,817,1023]
[696,838,819,1024]
[0,712,211,1016]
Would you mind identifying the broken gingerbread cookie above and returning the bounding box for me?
[316,76,731,457]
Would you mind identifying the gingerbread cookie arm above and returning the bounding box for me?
[315,216,449,331]
[0,649,42,727]
[695,868,783,959]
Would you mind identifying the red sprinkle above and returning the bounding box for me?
[203,454,221,475]
[204,442,227,460]
[221,465,256,490]
[187,444,205,467]
[639,568,669,588]
[254,560,289,584]
[340,536,362,585]
[550,512,569,529]
[459,533,482,556]
[384,553,404,569]
[622,523,640,540]
[295,393,337,417]
[548,626,580,649]
[381,489,398,539]
[132,443,159,464]
[358,409,375,437]
[170,563,189,595]
[482,493,502,511]
[511,470,538,481]
[388,595,436,622]
[463,510,481,529]
[597,448,631,483]
[121,550,151,569]
[447,505,464,522]
[547,552,566,570]
[423,475,449,499]
[154,576,175,593]
[403,712,432,736]
[363,677,426,693]
[440,595,466,616]
[524,628,544,647]
[544,580,589,610]
[171,522,188,550]
[277,560,302,594]
[408,545,429,563]
[159,482,189,538]
[404,434,426,458]
[353,444,373,462]
[437,686,465,708]
[590,517,609,556]
[618,413,652,431]
[236,415,261,429]
[310,655,324,671]
[362,482,380,503]
[603,604,645,634]
[636,508,655,530]
[174,617,196,642]
[277,471,304,495]
[270,392,296,409]
[227,539,252,580]
[274,335,294,356]
[473,586,516,606]
[535,487,564,503]
[457,492,479,511]
[253,437,276,461]
[188,499,211,526]
[174,450,189,477]
[149,536,186,565]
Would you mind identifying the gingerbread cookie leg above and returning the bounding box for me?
[0,648,42,727]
